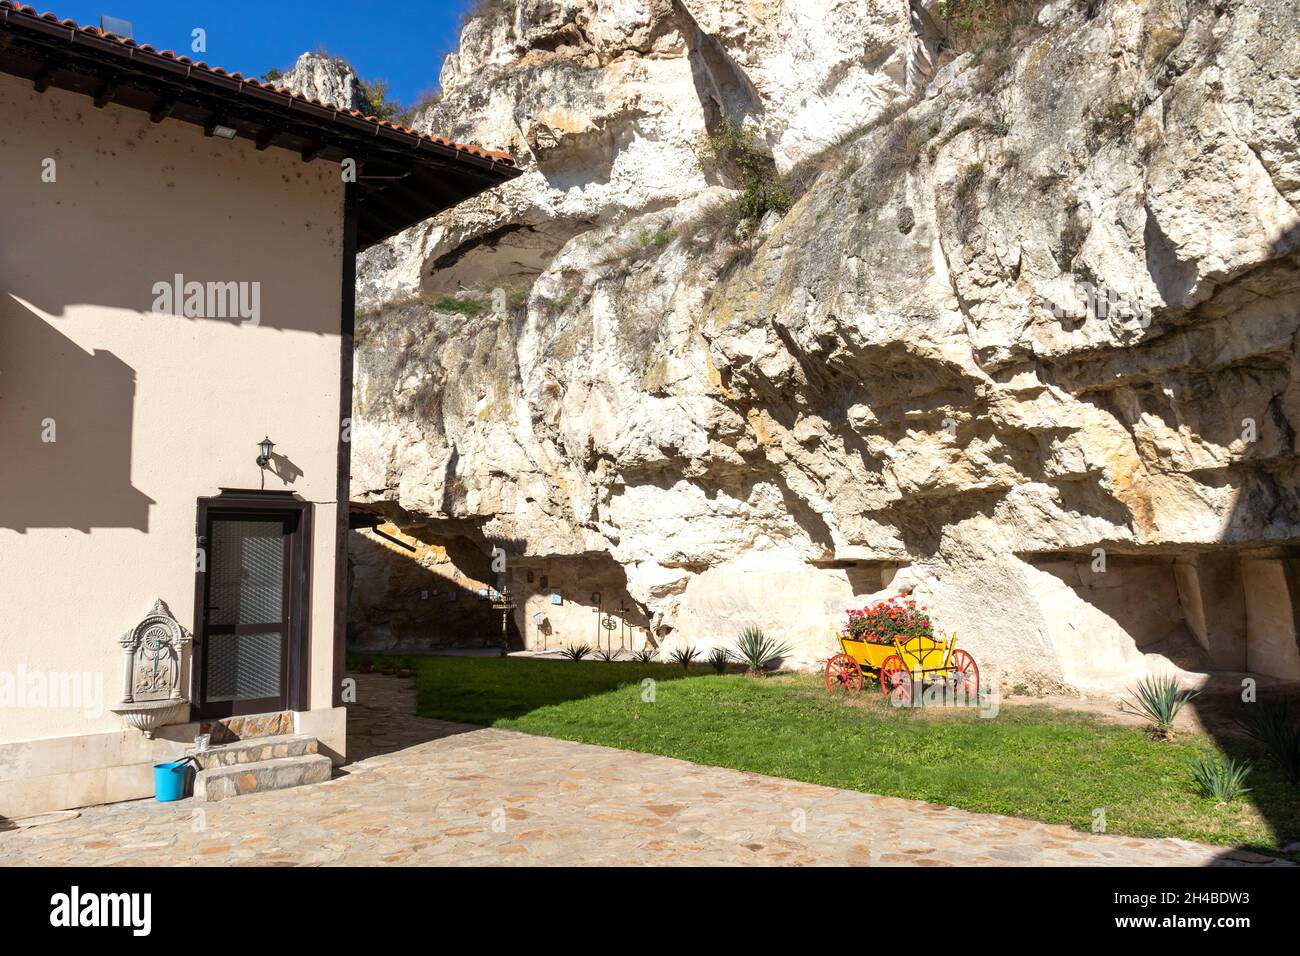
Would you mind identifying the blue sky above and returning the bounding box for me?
[49,1,477,105]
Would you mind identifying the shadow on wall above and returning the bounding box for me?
[0,298,154,531]
[1024,435,1300,855]
[4,244,338,334]
[683,3,765,142]
[262,452,305,488]
[1033,555,1210,676]
[0,86,342,338]
[1197,438,1300,858]
[0,76,350,535]
[1203,221,1300,857]
[509,553,652,654]
[347,527,521,652]
[1019,216,1300,857]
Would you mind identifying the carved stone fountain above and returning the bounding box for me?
[109,599,192,738]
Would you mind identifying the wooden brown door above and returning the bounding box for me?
[193,493,311,717]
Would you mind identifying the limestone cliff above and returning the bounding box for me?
[270,51,366,110]
[345,0,1300,691]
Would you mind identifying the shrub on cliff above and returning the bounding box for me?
[462,0,515,27]
[706,119,792,230]
[936,0,1044,54]
[356,76,401,123]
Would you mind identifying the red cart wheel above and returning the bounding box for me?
[824,654,863,697]
[950,649,979,701]
[880,655,913,705]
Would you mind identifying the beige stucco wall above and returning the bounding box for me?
[0,69,345,779]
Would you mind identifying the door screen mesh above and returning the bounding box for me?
[209,520,284,626]
[205,518,285,702]
[205,631,282,702]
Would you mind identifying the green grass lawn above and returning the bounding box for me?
[355,654,1299,852]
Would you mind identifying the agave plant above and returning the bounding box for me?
[708,646,731,675]
[595,648,618,663]
[1121,674,1198,740]
[561,643,592,661]
[669,645,699,670]
[732,626,793,674]
[1238,700,1300,784]
[633,647,657,664]
[1189,752,1253,803]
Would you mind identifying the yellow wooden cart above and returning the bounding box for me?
[824,630,978,703]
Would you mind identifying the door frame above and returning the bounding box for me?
[191,489,313,717]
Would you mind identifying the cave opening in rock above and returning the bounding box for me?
[347,509,522,654]
[1023,548,1300,687]
[347,506,653,656]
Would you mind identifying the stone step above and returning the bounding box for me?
[199,711,294,744]
[194,734,318,771]
[193,753,332,803]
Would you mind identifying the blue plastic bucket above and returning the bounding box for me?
[153,759,191,802]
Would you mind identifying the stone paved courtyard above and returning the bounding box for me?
[0,675,1281,866]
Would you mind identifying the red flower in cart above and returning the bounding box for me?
[843,596,935,644]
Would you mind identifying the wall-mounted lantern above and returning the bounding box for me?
[256,436,275,468]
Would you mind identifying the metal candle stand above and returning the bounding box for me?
[491,587,516,657]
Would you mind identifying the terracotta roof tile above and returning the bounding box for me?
[0,0,516,165]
